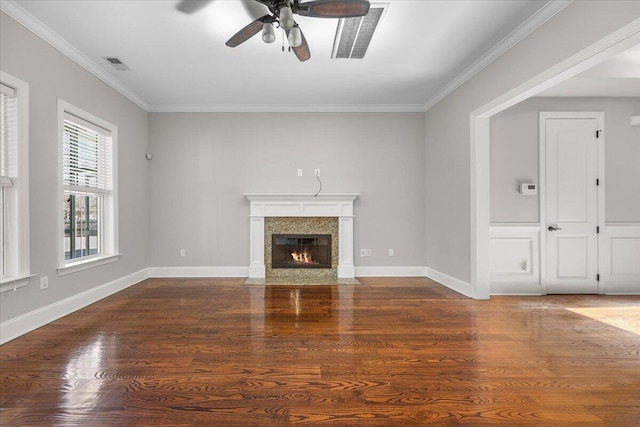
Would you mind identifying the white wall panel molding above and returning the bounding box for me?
[0,268,149,345]
[490,224,542,295]
[601,223,640,294]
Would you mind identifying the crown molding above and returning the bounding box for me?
[147,103,426,113]
[422,0,573,112]
[2,0,573,114]
[473,17,640,118]
[1,0,150,111]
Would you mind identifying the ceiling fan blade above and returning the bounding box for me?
[176,0,214,14]
[226,15,271,48]
[290,30,311,62]
[295,0,370,18]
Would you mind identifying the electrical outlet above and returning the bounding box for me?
[297,169,303,177]
[180,249,186,257]
[40,276,48,290]
[360,249,366,257]
[314,169,321,177]
[388,248,394,257]
[365,249,371,256]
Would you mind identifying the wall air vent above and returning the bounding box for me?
[331,3,388,59]
[103,57,131,71]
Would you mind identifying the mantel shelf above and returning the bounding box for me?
[244,193,360,202]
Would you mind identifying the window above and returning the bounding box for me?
[0,71,30,292]
[58,101,118,274]
[0,82,14,279]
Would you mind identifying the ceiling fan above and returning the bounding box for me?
[178,0,370,62]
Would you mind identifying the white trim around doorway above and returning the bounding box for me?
[471,18,640,299]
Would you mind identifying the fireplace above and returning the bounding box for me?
[244,193,359,279]
[272,234,332,269]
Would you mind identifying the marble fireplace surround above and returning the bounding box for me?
[244,193,359,279]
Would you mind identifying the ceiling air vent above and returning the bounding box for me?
[103,57,130,71]
[331,3,388,59]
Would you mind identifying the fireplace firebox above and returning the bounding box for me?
[272,234,332,269]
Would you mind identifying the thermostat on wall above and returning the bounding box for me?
[520,183,537,195]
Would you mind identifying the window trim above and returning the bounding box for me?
[57,100,118,275]
[0,71,30,294]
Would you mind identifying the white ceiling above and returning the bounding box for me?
[3,0,571,112]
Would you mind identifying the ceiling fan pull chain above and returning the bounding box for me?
[281,28,285,52]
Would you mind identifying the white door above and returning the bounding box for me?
[543,114,601,294]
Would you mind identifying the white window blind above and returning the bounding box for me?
[0,82,17,189]
[63,112,111,194]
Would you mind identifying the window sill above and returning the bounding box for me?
[0,274,35,293]
[57,253,121,276]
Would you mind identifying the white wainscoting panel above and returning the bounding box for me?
[490,224,542,295]
[601,224,640,294]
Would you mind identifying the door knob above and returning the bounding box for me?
[548,225,562,231]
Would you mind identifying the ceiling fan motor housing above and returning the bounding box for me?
[226,0,371,62]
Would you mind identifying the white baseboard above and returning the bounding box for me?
[149,266,249,278]
[153,266,429,279]
[0,268,149,345]
[491,282,544,295]
[602,283,640,295]
[355,266,428,277]
[426,267,472,298]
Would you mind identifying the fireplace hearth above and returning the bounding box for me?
[272,234,332,269]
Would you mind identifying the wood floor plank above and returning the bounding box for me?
[1,278,639,425]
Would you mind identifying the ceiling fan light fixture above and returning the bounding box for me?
[262,22,276,44]
[288,27,303,48]
[279,6,295,30]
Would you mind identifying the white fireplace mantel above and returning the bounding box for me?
[244,193,360,279]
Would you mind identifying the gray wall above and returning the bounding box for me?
[424,1,640,284]
[0,12,150,323]
[491,97,640,223]
[148,113,426,268]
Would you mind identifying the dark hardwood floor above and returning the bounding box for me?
[1,277,639,425]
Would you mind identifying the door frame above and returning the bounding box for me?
[470,20,640,299]
[538,112,605,295]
